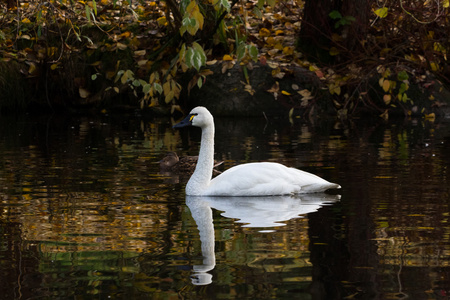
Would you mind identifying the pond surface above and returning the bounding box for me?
[0,112,449,299]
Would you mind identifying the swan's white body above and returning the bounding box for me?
[174,107,340,196]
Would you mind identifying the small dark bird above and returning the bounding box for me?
[159,152,223,174]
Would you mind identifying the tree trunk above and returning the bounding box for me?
[298,0,374,63]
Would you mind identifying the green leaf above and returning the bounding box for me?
[179,43,186,62]
[343,16,356,24]
[402,93,408,102]
[191,42,203,53]
[397,70,409,81]
[191,51,204,71]
[399,82,409,94]
[180,17,197,36]
[154,83,163,94]
[85,5,91,23]
[185,47,194,68]
[192,42,206,66]
[236,43,246,61]
[329,10,342,20]
[219,0,230,11]
[252,7,263,18]
[256,0,265,9]
[197,77,203,88]
[142,84,151,94]
[185,44,206,71]
[248,44,258,61]
[91,74,97,80]
[374,7,388,18]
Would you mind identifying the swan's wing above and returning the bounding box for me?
[204,162,339,196]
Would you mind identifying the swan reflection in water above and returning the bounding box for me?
[186,194,340,285]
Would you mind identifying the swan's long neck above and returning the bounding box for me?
[186,122,215,195]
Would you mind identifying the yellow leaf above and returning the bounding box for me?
[424,113,435,121]
[259,28,271,37]
[120,31,131,38]
[382,79,390,92]
[374,7,388,18]
[223,54,233,61]
[275,30,284,36]
[28,62,37,75]
[328,84,341,95]
[106,71,115,80]
[308,65,319,72]
[163,81,171,95]
[47,47,58,57]
[165,90,174,103]
[282,46,294,55]
[274,43,283,50]
[121,73,128,84]
[50,63,59,70]
[329,47,340,56]
[157,16,167,26]
[185,0,196,12]
[383,94,391,105]
[271,67,285,79]
[444,0,449,8]
[281,90,291,96]
[334,86,341,96]
[430,62,439,71]
[193,11,204,29]
[265,36,276,46]
[22,18,31,24]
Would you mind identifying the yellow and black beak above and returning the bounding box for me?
[173,113,197,128]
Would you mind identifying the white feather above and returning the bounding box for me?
[174,107,341,196]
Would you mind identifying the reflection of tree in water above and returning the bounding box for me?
[316,118,450,299]
[0,113,449,298]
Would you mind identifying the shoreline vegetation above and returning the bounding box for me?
[0,0,449,120]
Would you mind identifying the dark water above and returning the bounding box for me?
[0,112,449,299]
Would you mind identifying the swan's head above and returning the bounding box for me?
[173,106,213,129]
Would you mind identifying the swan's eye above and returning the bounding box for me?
[189,113,198,122]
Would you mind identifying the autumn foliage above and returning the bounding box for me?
[0,0,449,117]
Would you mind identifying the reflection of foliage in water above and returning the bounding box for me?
[0,115,449,298]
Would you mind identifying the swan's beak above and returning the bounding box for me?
[173,114,194,128]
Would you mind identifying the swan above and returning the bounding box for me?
[173,106,341,196]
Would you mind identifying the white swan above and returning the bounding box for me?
[173,106,341,196]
